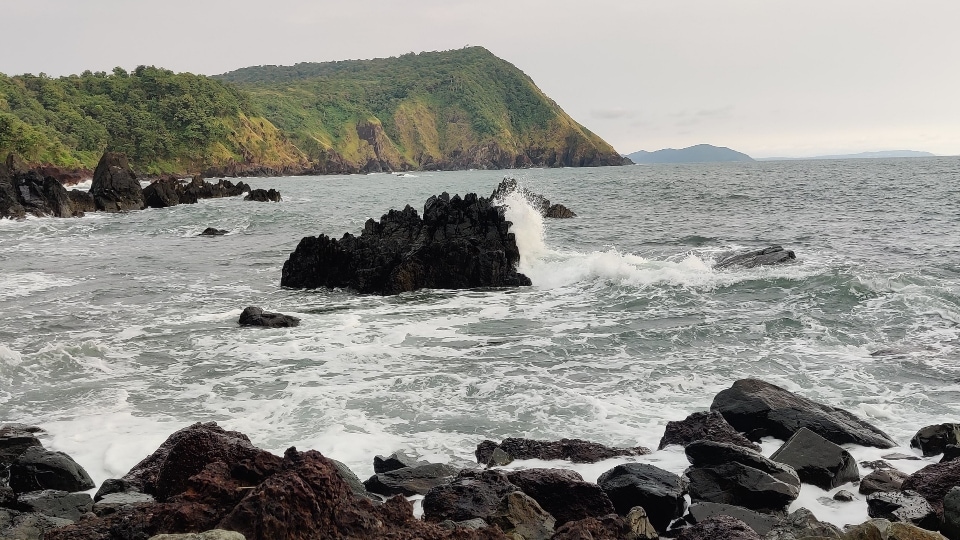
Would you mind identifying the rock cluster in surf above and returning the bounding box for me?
[491,177,577,219]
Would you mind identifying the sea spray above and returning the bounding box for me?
[499,190,548,269]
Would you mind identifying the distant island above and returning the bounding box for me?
[758,150,936,161]
[626,144,755,164]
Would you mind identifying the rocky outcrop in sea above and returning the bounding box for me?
[491,178,577,219]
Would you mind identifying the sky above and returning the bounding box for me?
[3,0,959,158]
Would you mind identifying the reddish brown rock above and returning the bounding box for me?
[677,514,762,540]
[658,411,761,452]
[476,437,649,465]
[552,514,639,540]
[902,458,960,518]
[506,468,615,526]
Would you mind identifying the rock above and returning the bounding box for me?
[491,178,576,219]
[0,156,26,219]
[941,446,960,464]
[684,440,801,512]
[835,490,857,502]
[770,427,860,490]
[474,437,650,465]
[67,189,95,215]
[596,462,684,530]
[885,453,923,462]
[0,485,14,507]
[942,486,960,540]
[506,468,615,526]
[280,191,532,295]
[551,513,651,540]
[686,502,780,535]
[677,514,762,540]
[486,448,513,468]
[16,489,93,521]
[423,469,517,522]
[237,306,300,328]
[841,519,948,540]
[93,478,139,501]
[148,531,246,540]
[911,424,960,457]
[143,177,183,208]
[330,459,376,501]
[902,459,960,519]
[90,152,144,212]
[199,227,228,236]
[765,507,843,540]
[864,460,897,471]
[658,411,762,452]
[92,491,155,516]
[243,188,281,202]
[861,469,910,495]
[714,246,796,270]
[867,490,940,530]
[0,507,74,540]
[545,204,577,218]
[487,491,555,540]
[363,462,459,496]
[626,507,659,539]
[8,446,95,493]
[437,518,488,530]
[0,424,43,467]
[711,378,897,448]
[374,450,425,474]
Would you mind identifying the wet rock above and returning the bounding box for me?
[243,188,281,202]
[281,192,531,295]
[767,507,843,539]
[90,152,144,212]
[911,424,960,458]
[199,227,228,236]
[16,489,93,522]
[475,437,650,465]
[686,502,780,535]
[863,460,897,471]
[182,177,250,200]
[684,440,800,512]
[363,462,459,496]
[551,513,651,540]
[714,245,796,270]
[884,453,923,462]
[0,507,74,539]
[490,177,576,219]
[835,490,857,502]
[67,189,95,215]
[677,514,762,540]
[0,156,26,219]
[770,427,860,490]
[92,492,155,516]
[860,469,910,495]
[423,469,517,522]
[486,448,513,468]
[942,486,960,540]
[143,177,184,208]
[148,531,246,540]
[867,490,940,530]
[8,447,95,493]
[437,518,488,530]
[711,378,896,448]
[0,424,43,467]
[545,204,577,218]
[597,462,684,530]
[658,410,761,452]
[507,468,615,525]
[93,478,139,501]
[374,450,426,473]
[840,519,948,539]
[487,491,555,540]
[237,306,300,328]
[330,459,375,500]
[0,486,14,507]
[941,446,960,464]
[902,459,960,519]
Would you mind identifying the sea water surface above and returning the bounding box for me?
[1,158,959,526]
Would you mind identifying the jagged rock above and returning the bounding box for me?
[90,152,144,212]
[363,462,459,497]
[486,448,513,468]
[506,468,615,526]
[143,177,183,208]
[181,177,250,201]
[244,188,281,202]
[551,513,652,540]
[0,424,43,467]
[835,490,856,502]
[902,459,960,519]
[92,492,155,516]
[597,462,684,530]
[677,514,762,540]
[490,178,576,219]
[544,204,577,218]
[942,486,960,540]
[686,502,780,535]
[237,306,300,328]
[330,459,376,501]
[374,450,425,474]
[281,192,532,295]
[765,507,843,539]
[423,470,517,522]
[0,156,26,219]
[941,446,960,464]
[711,378,897,448]
[199,228,228,236]
[911,424,960,457]
[8,447,95,493]
[840,519,948,539]
[16,489,93,522]
[93,478,138,501]
[714,246,796,270]
[474,437,649,465]
[861,469,910,495]
[770,427,860,490]
[487,491,555,540]
[67,189,95,214]
[626,507,659,539]
[684,440,800,512]
[148,531,246,540]
[867,490,940,530]
[658,411,761,452]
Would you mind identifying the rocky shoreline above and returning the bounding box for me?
[2,379,958,540]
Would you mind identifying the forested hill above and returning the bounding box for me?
[214,47,628,172]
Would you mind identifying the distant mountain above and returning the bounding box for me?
[758,150,936,161]
[626,144,754,164]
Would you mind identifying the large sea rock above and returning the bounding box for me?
[280,192,531,294]
[596,463,684,531]
[90,152,144,212]
[769,427,860,490]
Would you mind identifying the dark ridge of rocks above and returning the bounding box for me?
[714,245,796,270]
[0,159,92,219]
[475,437,650,466]
[596,462,685,531]
[490,177,577,218]
[91,152,144,212]
[866,490,940,530]
[506,468,615,526]
[237,306,300,328]
[280,191,532,295]
[243,188,281,202]
[911,423,960,457]
[710,378,897,448]
[658,410,761,452]
[769,427,860,490]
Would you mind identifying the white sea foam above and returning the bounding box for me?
[0,344,22,367]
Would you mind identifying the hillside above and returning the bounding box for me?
[215,47,627,173]
[758,150,936,161]
[627,144,754,164]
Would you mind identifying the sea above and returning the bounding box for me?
[1,158,959,527]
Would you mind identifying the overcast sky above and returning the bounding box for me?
[3,0,959,157]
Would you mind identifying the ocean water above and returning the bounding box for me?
[1,158,959,526]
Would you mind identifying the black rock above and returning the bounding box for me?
[475,437,649,465]
[491,178,577,219]
[860,468,909,495]
[423,469,518,523]
[658,411,761,452]
[0,156,26,219]
[244,188,281,202]
[882,452,922,461]
[834,490,855,502]
[373,450,425,474]
[142,177,182,208]
[8,446,95,493]
[330,459,376,501]
[0,425,43,468]
[90,152,144,212]
[506,468,615,526]
[714,246,796,270]
[943,445,960,463]
[866,490,940,530]
[685,502,780,536]
[684,440,801,512]
[0,486,13,507]
[199,227,228,236]
[362,462,459,496]
[544,204,576,219]
[943,486,960,540]
[769,427,860,490]
[596,463,684,531]
[16,489,93,521]
[93,478,138,502]
[677,514,762,540]
[238,306,300,328]
[710,378,896,448]
[911,423,960,457]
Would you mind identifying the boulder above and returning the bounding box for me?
[942,446,960,464]
[363,462,459,496]
[423,470,517,522]
[684,440,800,512]
[67,189,95,215]
[867,490,940,530]
[765,507,843,539]
[840,519,948,540]
[487,491,555,540]
[902,459,960,519]
[474,437,649,466]
[596,462,684,530]
[714,246,796,270]
[90,152,144,212]
[93,478,139,501]
[861,469,910,495]
[92,491,155,516]
[0,424,43,467]
[199,228,228,236]
[677,514,762,540]
[710,378,897,448]
[16,489,93,522]
[143,177,183,208]
[8,446,95,493]
[686,502,780,536]
[835,490,856,502]
[280,192,532,295]
[769,427,860,490]
[942,486,960,540]
[237,306,300,328]
[544,204,576,218]
[912,424,960,457]
[244,188,281,202]
[658,411,761,452]
[506,468,615,526]
[374,450,426,474]
[0,486,14,507]
[11,172,77,217]
[551,512,655,540]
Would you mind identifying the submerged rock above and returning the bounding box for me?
[199,227,228,236]
[475,437,649,465]
[714,245,796,269]
[237,306,300,328]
